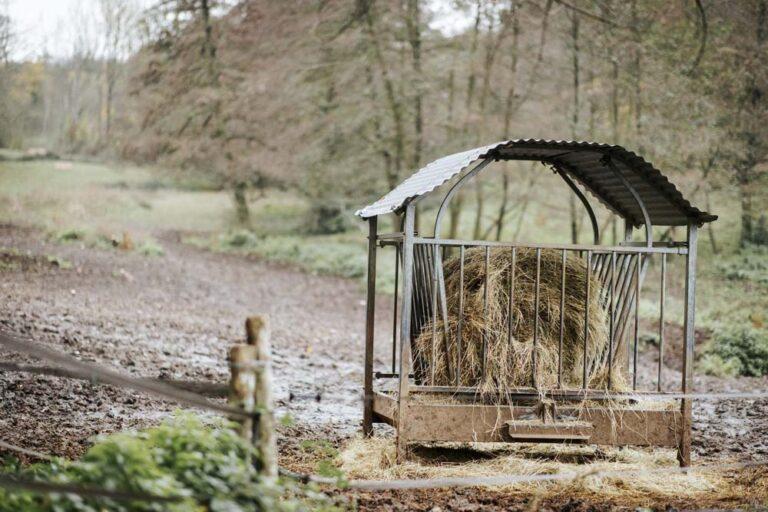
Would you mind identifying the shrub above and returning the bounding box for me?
[222,230,259,249]
[706,325,768,377]
[717,244,768,285]
[698,353,743,378]
[305,203,353,235]
[137,239,165,257]
[56,228,86,242]
[0,414,344,511]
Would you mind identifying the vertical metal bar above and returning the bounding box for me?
[435,245,453,384]
[658,252,667,392]
[482,246,490,380]
[533,248,541,389]
[558,249,566,389]
[613,254,635,345]
[679,224,698,468]
[396,203,416,462]
[363,217,378,436]
[583,251,591,389]
[391,245,400,375]
[430,244,439,385]
[409,248,426,381]
[633,254,641,390]
[456,245,465,387]
[508,247,516,350]
[608,251,616,389]
[412,248,428,339]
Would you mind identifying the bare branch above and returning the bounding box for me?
[685,0,708,75]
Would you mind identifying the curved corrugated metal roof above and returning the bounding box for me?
[355,139,717,227]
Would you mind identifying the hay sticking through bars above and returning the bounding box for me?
[414,247,627,393]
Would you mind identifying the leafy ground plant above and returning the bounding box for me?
[702,325,768,377]
[0,414,346,512]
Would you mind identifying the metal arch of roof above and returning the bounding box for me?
[355,139,717,227]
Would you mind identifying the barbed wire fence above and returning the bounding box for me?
[0,324,766,502]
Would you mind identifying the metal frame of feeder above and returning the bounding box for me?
[357,140,716,467]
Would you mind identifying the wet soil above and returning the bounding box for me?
[0,224,766,510]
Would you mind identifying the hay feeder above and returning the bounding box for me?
[356,140,717,466]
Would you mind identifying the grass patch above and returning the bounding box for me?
[185,230,397,292]
[716,244,768,285]
[137,238,165,257]
[45,255,72,269]
[300,440,344,480]
[50,227,165,257]
[0,159,310,237]
[0,414,346,511]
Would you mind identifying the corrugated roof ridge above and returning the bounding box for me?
[356,139,716,224]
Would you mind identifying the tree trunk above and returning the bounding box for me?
[631,0,642,148]
[233,182,250,225]
[405,0,423,172]
[200,0,218,83]
[738,0,767,246]
[569,10,581,244]
[495,172,510,241]
[473,181,484,240]
[705,192,718,254]
[448,194,463,239]
[365,7,404,187]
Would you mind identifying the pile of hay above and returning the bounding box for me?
[414,247,626,392]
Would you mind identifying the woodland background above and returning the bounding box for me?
[0,0,766,375]
[0,0,766,240]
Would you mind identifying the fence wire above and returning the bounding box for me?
[0,329,252,419]
[0,474,184,503]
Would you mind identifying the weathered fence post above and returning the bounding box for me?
[245,316,278,479]
[229,344,257,442]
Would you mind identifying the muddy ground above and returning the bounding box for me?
[0,223,766,510]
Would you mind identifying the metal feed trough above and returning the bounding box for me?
[357,139,716,466]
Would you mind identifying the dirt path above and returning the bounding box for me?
[0,224,396,459]
[1,224,766,509]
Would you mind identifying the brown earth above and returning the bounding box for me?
[0,223,766,510]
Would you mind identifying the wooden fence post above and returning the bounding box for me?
[245,316,277,479]
[229,344,257,442]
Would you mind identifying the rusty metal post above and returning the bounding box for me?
[391,245,400,374]
[396,203,416,462]
[658,253,667,391]
[363,217,378,437]
[678,223,697,467]
[245,316,277,479]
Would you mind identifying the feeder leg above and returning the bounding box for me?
[396,203,416,463]
[363,217,378,436]
[678,223,697,467]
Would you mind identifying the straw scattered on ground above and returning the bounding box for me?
[338,436,768,506]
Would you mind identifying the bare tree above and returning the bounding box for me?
[0,1,13,146]
[97,0,139,145]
